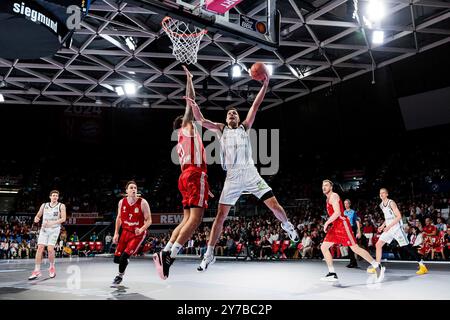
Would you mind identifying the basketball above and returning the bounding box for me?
[250,62,269,81]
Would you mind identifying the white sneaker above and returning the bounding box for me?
[320,272,338,282]
[281,221,299,242]
[376,265,386,283]
[197,254,216,272]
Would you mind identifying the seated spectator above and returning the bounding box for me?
[90,232,98,242]
[363,220,376,248]
[224,235,236,256]
[436,217,447,232]
[300,232,313,259]
[409,226,423,251]
[444,228,450,260]
[258,235,272,259]
[9,241,18,259]
[104,232,112,253]
[70,232,79,242]
[0,239,8,259]
[18,240,30,259]
[215,235,226,257]
[199,236,207,258]
[186,237,195,255]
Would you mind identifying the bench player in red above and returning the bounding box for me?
[152,66,209,280]
[112,180,152,286]
[320,180,382,282]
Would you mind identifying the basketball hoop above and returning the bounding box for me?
[161,16,208,65]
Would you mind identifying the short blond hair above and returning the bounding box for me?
[380,188,389,194]
[322,179,333,186]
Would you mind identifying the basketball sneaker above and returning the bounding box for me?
[48,265,56,278]
[366,266,376,274]
[281,221,299,242]
[320,272,338,282]
[416,264,428,275]
[28,270,41,280]
[197,254,216,272]
[153,251,175,280]
[375,264,386,282]
[111,275,123,287]
[153,252,165,280]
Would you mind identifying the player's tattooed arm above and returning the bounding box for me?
[185,97,225,133]
[182,65,195,124]
[242,75,269,130]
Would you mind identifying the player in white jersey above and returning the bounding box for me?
[28,190,66,280]
[367,188,428,280]
[186,75,299,272]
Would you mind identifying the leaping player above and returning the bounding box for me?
[28,190,66,280]
[320,180,383,282]
[186,68,299,272]
[112,181,152,286]
[367,188,428,280]
[152,66,210,280]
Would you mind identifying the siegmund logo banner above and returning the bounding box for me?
[0,0,94,59]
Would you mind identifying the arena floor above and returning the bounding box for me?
[0,256,449,300]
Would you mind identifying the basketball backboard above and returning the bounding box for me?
[131,0,280,51]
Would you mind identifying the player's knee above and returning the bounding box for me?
[320,243,329,252]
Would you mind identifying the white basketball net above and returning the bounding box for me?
[162,16,207,65]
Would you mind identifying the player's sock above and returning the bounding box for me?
[205,245,214,257]
[170,242,183,258]
[50,262,55,268]
[35,264,40,271]
[118,272,124,277]
[418,260,425,266]
[327,266,335,273]
[371,260,380,268]
[164,241,174,252]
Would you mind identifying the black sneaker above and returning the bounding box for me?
[161,250,175,279]
[320,272,338,282]
[111,275,123,287]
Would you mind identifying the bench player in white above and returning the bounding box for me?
[367,188,428,281]
[186,74,299,272]
[29,190,66,280]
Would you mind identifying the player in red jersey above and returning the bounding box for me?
[153,66,209,280]
[112,180,152,286]
[320,180,382,282]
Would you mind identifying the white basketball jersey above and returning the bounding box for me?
[220,125,254,171]
[380,200,402,226]
[42,202,61,228]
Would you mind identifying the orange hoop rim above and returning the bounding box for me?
[161,16,208,38]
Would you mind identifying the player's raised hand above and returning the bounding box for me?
[182,65,193,78]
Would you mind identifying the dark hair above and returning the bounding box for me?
[125,180,137,189]
[226,106,238,113]
[173,115,184,130]
[49,190,59,196]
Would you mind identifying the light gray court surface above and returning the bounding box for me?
[0,257,449,300]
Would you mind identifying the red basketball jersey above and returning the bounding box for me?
[326,198,345,217]
[177,126,207,172]
[120,197,144,232]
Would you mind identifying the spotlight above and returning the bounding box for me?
[95,97,102,105]
[124,82,137,95]
[143,99,150,107]
[0,80,6,88]
[366,0,385,22]
[0,94,4,103]
[125,37,136,51]
[232,64,241,78]
[266,65,273,76]
[115,86,125,96]
[372,30,384,44]
[226,90,232,101]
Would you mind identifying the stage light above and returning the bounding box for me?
[124,82,137,95]
[232,64,241,78]
[115,86,124,96]
[266,65,273,76]
[372,30,384,44]
[367,0,385,22]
